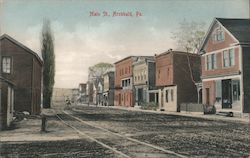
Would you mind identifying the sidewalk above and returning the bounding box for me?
[102,105,250,124]
[0,108,80,142]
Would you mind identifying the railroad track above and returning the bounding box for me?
[56,110,187,158]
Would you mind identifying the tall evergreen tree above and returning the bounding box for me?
[41,19,55,108]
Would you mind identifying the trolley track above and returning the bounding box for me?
[56,110,187,158]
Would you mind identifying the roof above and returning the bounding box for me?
[199,18,250,52]
[156,50,200,58]
[0,76,15,86]
[0,34,43,65]
[216,18,250,43]
[114,56,134,64]
[114,56,155,64]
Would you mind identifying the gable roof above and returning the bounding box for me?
[217,18,250,43]
[199,18,250,52]
[0,34,43,65]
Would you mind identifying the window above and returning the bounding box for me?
[171,89,174,101]
[223,49,235,67]
[134,76,137,82]
[206,54,216,70]
[158,70,160,78]
[122,78,131,88]
[2,57,11,73]
[165,90,168,103]
[213,27,224,42]
[215,80,222,102]
[232,80,240,101]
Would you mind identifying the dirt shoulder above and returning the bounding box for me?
[0,115,80,142]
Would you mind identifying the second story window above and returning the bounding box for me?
[206,54,216,70]
[223,49,235,67]
[2,57,11,74]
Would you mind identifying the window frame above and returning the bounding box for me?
[2,56,12,74]
[223,49,235,68]
[206,54,216,70]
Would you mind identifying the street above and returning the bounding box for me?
[1,105,250,158]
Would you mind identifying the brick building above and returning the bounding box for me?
[0,34,43,115]
[114,56,133,107]
[133,56,155,106]
[199,18,250,114]
[155,50,201,112]
[114,56,152,107]
[103,71,115,106]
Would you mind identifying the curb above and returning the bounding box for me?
[97,105,250,124]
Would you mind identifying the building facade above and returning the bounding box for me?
[96,79,104,105]
[0,77,14,130]
[155,50,201,112]
[78,83,87,103]
[0,34,43,115]
[200,18,250,114]
[133,56,155,106]
[114,56,134,107]
[103,71,115,106]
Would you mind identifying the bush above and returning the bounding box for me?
[141,102,159,111]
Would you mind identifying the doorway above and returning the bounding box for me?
[222,79,232,108]
[138,88,143,105]
[206,88,210,105]
[118,94,121,105]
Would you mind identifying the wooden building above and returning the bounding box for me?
[78,83,87,103]
[0,34,43,115]
[103,71,115,106]
[0,77,14,130]
[199,18,250,115]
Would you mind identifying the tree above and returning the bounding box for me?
[41,19,55,108]
[88,62,113,80]
[88,62,113,105]
[172,20,206,53]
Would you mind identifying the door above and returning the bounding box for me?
[118,94,121,105]
[222,79,232,108]
[206,88,210,105]
[138,88,143,105]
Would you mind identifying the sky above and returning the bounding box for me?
[0,0,249,88]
